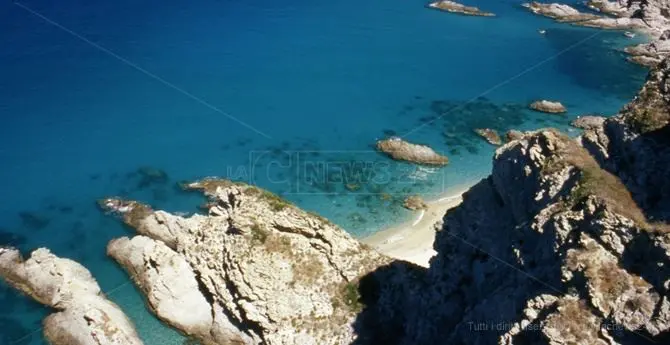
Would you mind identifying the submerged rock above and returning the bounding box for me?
[529,100,567,114]
[101,179,389,345]
[428,0,495,17]
[0,247,143,345]
[473,128,502,145]
[376,137,448,166]
[403,195,428,211]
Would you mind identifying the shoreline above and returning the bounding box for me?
[361,186,471,267]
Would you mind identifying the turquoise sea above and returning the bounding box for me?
[0,0,648,343]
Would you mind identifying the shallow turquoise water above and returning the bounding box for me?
[0,0,648,343]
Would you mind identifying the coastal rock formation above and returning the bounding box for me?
[376,137,449,166]
[505,129,525,141]
[523,2,601,22]
[524,0,670,65]
[100,179,389,345]
[428,0,495,17]
[0,247,143,345]
[570,115,606,129]
[94,59,670,345]
[582,57,670,221]
[474,128,502,145]
[357,129,670,344]
[403,195,428,211]
[529,100,567,114]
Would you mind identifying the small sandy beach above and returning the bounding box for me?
[362,189,467,267]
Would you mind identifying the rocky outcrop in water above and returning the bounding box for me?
[403,195,428,211]
[100,179,388,345]
[529,100,567,114]
[523,2,602,22]
[474,128,502,145]
[428,0,495,17]
[524,0,670,65]
[0,247,143,345]
[376,137,449,165]
[571,115,606,129]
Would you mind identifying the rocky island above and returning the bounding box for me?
[428,0,495,17]
[0,248,143,345]
[376,137,449,165]
[529,99,567,114]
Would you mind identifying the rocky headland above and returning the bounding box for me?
[376,137,449,166]
[529,100,568,114]
[99,179,389,345]
[523,0,670,66]
[3,6,670,345]
[0,247,143,345]
[428,0,495,17]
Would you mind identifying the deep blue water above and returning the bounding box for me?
[0,0,648,343]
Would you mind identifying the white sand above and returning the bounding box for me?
[361,191,466,267]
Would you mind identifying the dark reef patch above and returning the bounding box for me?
[18,212,50,231]
[546,28,647,100]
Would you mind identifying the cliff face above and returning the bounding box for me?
[583,58,670,221]
[354,129,670,345]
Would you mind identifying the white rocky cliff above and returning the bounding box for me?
[99,180,389,345]
[0,247,143,345]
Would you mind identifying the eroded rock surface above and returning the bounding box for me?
[101,179,389,345]
[529,100,567,114]
[582,57,670,222]
[0,247,143,345]
[571,115,606,130]
[376,137,449,165]
[474,128,502,145]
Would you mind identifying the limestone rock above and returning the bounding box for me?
[101,180,389,345]
[523,2,601,21]
[474,128,502,145]
[0,247,143,345]
[505,129,525,142]
[570,115,606,130]
[376,137,448,166]
[403,195,428,211]
[428,0,495,17]
[529,100,567,114]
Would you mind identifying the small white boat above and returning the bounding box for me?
[624,31,636,38]
[538,29,546,35]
